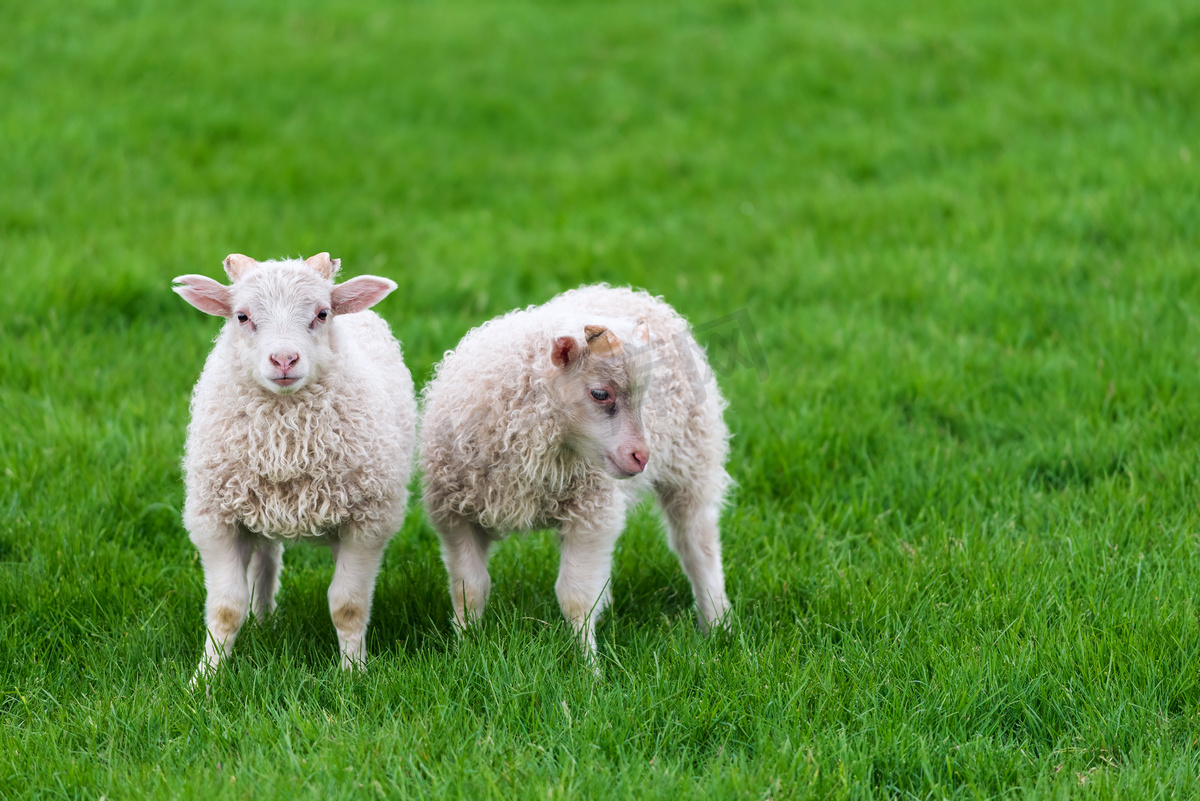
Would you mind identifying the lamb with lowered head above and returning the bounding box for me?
[420,284,732,658]
[174,252,416,680]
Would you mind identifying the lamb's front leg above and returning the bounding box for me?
[328,532,388,670]
[556,502,627,660]
[190,520,255,683]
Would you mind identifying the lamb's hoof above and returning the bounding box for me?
[576,637,603,679]
[340,653,367,672]
[585,656,603,680]
[450,614,484,648]
[452,612,482,635]
[190,664,216,696]
[252,610,279,630]
[700,604,733,636]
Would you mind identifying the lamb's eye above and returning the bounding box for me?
[236,313,249,324]
[317,310,329,321]
[590,389,610,402]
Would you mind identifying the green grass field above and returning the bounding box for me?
[3,0,1200,797]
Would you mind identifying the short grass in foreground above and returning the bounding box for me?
[2,0,1200,797]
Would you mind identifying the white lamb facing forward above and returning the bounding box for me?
[174,253,416,679]
[420,284,732,658]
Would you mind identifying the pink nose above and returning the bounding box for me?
[630,450,648,472]
[269,352,299,373]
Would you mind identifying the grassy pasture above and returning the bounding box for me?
[2,0,1200,797]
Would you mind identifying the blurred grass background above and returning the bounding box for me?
[2,0,1200,797]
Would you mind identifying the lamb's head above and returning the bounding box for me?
[174,253,396,395]
[548,318,652,478]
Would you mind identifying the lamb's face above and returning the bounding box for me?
[229,265,335,394]
[173,252,397,396]
[550,320,652,479]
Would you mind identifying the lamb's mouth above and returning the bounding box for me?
[271,376,302,387]
[604,453,640,479]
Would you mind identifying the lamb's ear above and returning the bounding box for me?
[633,318,650,345]
[305,252,341,280]
[223,254,258,282]
[584,325,624,359]
[551,336,582,370]
[173,275,232,317]
[330,275,397,315]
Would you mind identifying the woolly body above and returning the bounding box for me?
[184,311,414,541]
[420,284,732,655]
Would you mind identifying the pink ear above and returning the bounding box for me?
[173,275,232,317]
[551,336,581,369]
[330,275,397,315]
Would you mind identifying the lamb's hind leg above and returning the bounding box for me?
[434,512,492,634]
[328,532,388,670]
[247,540,283,624]
[657,485,730,631]
[190,520,255,683]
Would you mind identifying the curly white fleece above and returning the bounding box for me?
[183,302,416,542]
[420,284,731,534]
